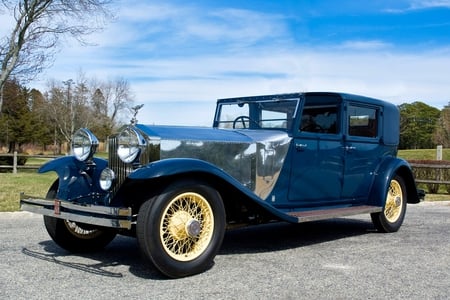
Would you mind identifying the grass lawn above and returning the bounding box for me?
[398,148,450,161]
[0,172,57,212]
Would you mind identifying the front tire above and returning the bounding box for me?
[371,175,407,232]
[43,180,116,252]
[137,180,226,278]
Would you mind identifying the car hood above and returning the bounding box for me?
[134,124,292,199]
[135,124,289,144]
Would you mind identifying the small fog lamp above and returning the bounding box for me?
[99,168,115,191]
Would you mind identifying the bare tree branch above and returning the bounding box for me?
[0,0,114,112]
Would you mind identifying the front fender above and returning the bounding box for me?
[129,158,239,181]
[122,158,298,222]
[39,156,108,202]
[369,157,420,206]
[39,156,107,175]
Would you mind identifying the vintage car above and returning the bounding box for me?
[21,92,421,278]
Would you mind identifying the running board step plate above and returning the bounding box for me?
[287,205,382,223]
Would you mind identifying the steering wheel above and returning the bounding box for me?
[233,116,259,129]
[301,123,324,133]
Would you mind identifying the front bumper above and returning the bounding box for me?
[20,193,134,229]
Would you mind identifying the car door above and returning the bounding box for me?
[341,103,384,201]
[288,94,345,206]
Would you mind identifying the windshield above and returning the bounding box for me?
[215,98,300,130]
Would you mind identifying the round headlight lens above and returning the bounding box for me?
[72,128,99,162]
[99,168,115,191]
[117,127,146,163]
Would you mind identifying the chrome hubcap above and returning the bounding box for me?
[186,219,201,238]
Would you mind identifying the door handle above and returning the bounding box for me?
[295,143,307,151]
[344,145,356,151]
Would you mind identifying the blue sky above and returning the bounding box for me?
[4,0,450,125]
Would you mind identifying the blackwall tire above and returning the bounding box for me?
[43,180,116,252]
[137,180,226,278]
[371,175,407,233]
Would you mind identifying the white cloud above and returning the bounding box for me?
[337,40,392,51]
[385,0,450,12]
[26,1,450,126]
[409,0,450,9]
[36,42,450,126]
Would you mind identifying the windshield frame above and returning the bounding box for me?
[213,94,301,132]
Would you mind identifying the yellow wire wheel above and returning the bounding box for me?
[43,180,116,252]
[159,192,214,261]
[137,180,226,278]
[63,220,104,239]
[370,174,407,233]
[383,179,404,223]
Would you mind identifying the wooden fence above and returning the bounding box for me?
[408,162,450,193]
[0,152,59,174]
[409,163,450,184]
[1,153,449,190]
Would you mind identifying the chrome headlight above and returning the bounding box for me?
[72,128,99,162]
[117,127,146,163]
[99,168,115,190]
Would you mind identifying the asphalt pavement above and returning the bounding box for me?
[1,201,449,300]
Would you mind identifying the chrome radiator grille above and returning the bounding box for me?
[108,134,134,196]
[108,133,159,197]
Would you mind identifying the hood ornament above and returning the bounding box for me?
[130,104,144,125]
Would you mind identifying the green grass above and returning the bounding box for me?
[0,172,57,212]
[398,148,450,161]
[398,149,450,199]
[0,152,108,212]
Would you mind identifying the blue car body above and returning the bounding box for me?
[22,92,419,226]
[20,91,422,278]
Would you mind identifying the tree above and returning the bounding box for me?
[433,103,450,147]
[45,78,92,151]
[43,75,133,151]
[28,87,53,148]
[0,79,34,152]
[0,0,114,112]
[99,77,134,134]
[399,102,440,149]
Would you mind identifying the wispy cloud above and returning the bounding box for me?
[337,40,392,50]
[385,0,450,13]
[409,0,450,9]
[26,0,450,125]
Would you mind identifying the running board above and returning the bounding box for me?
[287,205,382,223]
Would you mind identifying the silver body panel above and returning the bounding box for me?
[133,125,292,199]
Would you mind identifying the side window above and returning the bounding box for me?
[348,105,378,138]
[300,105,339,134]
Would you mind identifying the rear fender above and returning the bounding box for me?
[369,157,420,206]
[39,156,108,202]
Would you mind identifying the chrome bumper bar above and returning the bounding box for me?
[20,193,134,229]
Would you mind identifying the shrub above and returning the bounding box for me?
[0,155,28,173]
[408,160,450,193]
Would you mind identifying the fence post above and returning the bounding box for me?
[13,151,17,174]
[437,145,443,161]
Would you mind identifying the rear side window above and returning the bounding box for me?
[300,105,338,134]
[348,105,378,138]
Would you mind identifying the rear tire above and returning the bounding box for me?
[43,180,116,252]
[371,175,407,233]
[137,180,226,278]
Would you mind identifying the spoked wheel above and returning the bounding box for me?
[43,180,117,252]
[137,180,226,278]
[371,175,407,232]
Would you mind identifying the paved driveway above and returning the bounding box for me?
[1,201,449,299]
